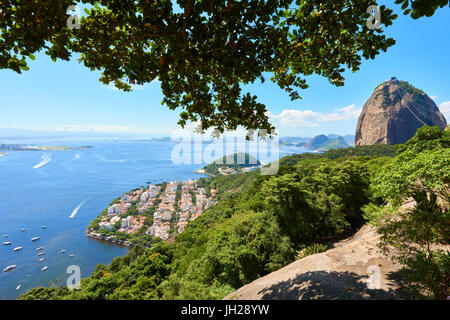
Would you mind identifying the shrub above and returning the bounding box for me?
[296,243,328,260]
[377,191,450,299]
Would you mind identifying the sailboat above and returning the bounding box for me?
[3,265,16,272]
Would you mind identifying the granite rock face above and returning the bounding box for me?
[355,78,447,146]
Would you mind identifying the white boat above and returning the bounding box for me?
[2,241,11,245]
[69,254,74,258]
[20,228,26,232]
[38,252,45,256]
[3,234,7,237]
[36,247,43,251]
[33,154,52,169]
[58,250,66,254]
[41,266,48,272]
[3,265,16,272]
[41,226,47,229]
[38,257,45,262]
[16,285,21,290]
[30,237,40,242]
[13,246,23,251]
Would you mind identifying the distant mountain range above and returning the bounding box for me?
[280,134,354,150]
[304,135,349,150]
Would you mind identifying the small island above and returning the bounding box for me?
[199,152,261,176]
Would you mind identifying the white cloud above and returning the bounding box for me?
[438,101,450,120]
[268,104,362,127]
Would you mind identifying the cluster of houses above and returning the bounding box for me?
[146,181,178,240]
[175,180,216,233]
[218,166,238,175]
[218,165,261,175]
[146,180,216,239]
[95,187,159,235]
[91,180,216,242]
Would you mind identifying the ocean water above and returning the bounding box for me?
[0,138,303,300]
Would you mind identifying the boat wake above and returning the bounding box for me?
[33,153,52,169]
[69,199,89,219]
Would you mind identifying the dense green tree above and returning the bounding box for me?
[369,127,450,299]
[261,159,371,242]
[2,1,447,132]
[18,141,448,300]
[373,126,450,206]
[377,191,449,299]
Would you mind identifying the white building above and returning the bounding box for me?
[108,204,121,215]
[121,216,132,229]
[153,211,161,219]
[99,221,113,230]
[111,216,121,224]
[145,226,155,236]
[148,190,158,198]
[140,191,150,203]
[162,211,172,222]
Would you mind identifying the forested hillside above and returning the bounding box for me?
[20,127,449,300]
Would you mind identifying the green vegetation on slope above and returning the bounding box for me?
[366,126,450,299]
[20,127,449,300]
[20,144,389,300]
[398,80,426,101]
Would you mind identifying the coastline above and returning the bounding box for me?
[0,144,93,152]
[86,230,134,247]
[86,179,216,248]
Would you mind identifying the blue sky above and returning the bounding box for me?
[1,1,449,138]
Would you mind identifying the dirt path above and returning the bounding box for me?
[224,225,410,300]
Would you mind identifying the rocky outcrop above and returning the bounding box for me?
[355,77,447,146]
[224,225,409,300]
